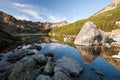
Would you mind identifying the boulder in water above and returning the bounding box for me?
[74,21,108,45]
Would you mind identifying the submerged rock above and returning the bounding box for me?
[56,55,84,76]
[74,21,108,45]
[54,71,71,80]
[96,71,104,76]
[36,75,52,80]
[45,53,54,57]
[54,66,70,76]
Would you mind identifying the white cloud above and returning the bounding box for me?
[12,2,30,8]
[21,9,43,20]
[15,15,30,20]
[0,1,68,22]
[12,2,44,21]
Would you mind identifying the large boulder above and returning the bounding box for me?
[74,21,108,45]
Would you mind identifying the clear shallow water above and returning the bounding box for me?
[18,35,120,80]
[38,43,120,80]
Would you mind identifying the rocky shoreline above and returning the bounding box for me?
[0,43,120,80]
[0,44,84,80]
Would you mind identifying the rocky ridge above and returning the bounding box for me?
[0,11,68,34]
[94,0,120,16]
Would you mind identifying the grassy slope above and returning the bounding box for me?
[50,6,120,35]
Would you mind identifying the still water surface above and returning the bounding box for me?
[19,34,120,80]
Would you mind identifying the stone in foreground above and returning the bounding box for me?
[56,55,83,76]
[74,21,108,45]
[54,71,71,80]
[36,75,52,80]
[43,57,54,74]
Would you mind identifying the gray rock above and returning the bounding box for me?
[36,75,52,80]
[17,46,22,49]
[56,56,83,76]
[54,71,71,80]
[34,54,46,65]
[7,49,26,63]
[29,44,42,51]
[0,60,12,72]
[26,49,38,55]
[8,58,39,80]
[54,67,70,76]
[74,21,108,45]
[43,57,54,74]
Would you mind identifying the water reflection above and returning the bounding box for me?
[78,57,120,80]
[74,45,120,80]
[76,46,103,64]
[3,32,120,80]
[39,43,120,80]
[19,35,120,71]
[76,45,120,71]
[19,35,59,44]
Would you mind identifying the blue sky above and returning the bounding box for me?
[0,0,112,22]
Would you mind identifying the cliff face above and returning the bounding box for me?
[0,11,68,34]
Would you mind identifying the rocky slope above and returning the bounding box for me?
[94,0,120,16]
[0,11,68,34]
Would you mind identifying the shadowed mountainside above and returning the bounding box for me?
[0,11,68,34]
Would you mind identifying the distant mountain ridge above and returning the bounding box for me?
[94,0,120,16]
[0,11,68,34]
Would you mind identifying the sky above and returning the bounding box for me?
[0,0,113,22]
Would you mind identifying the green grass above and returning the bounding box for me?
[50,6,120,35]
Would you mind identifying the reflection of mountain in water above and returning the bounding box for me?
[76,46,103,64]
[19,35,60,45]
